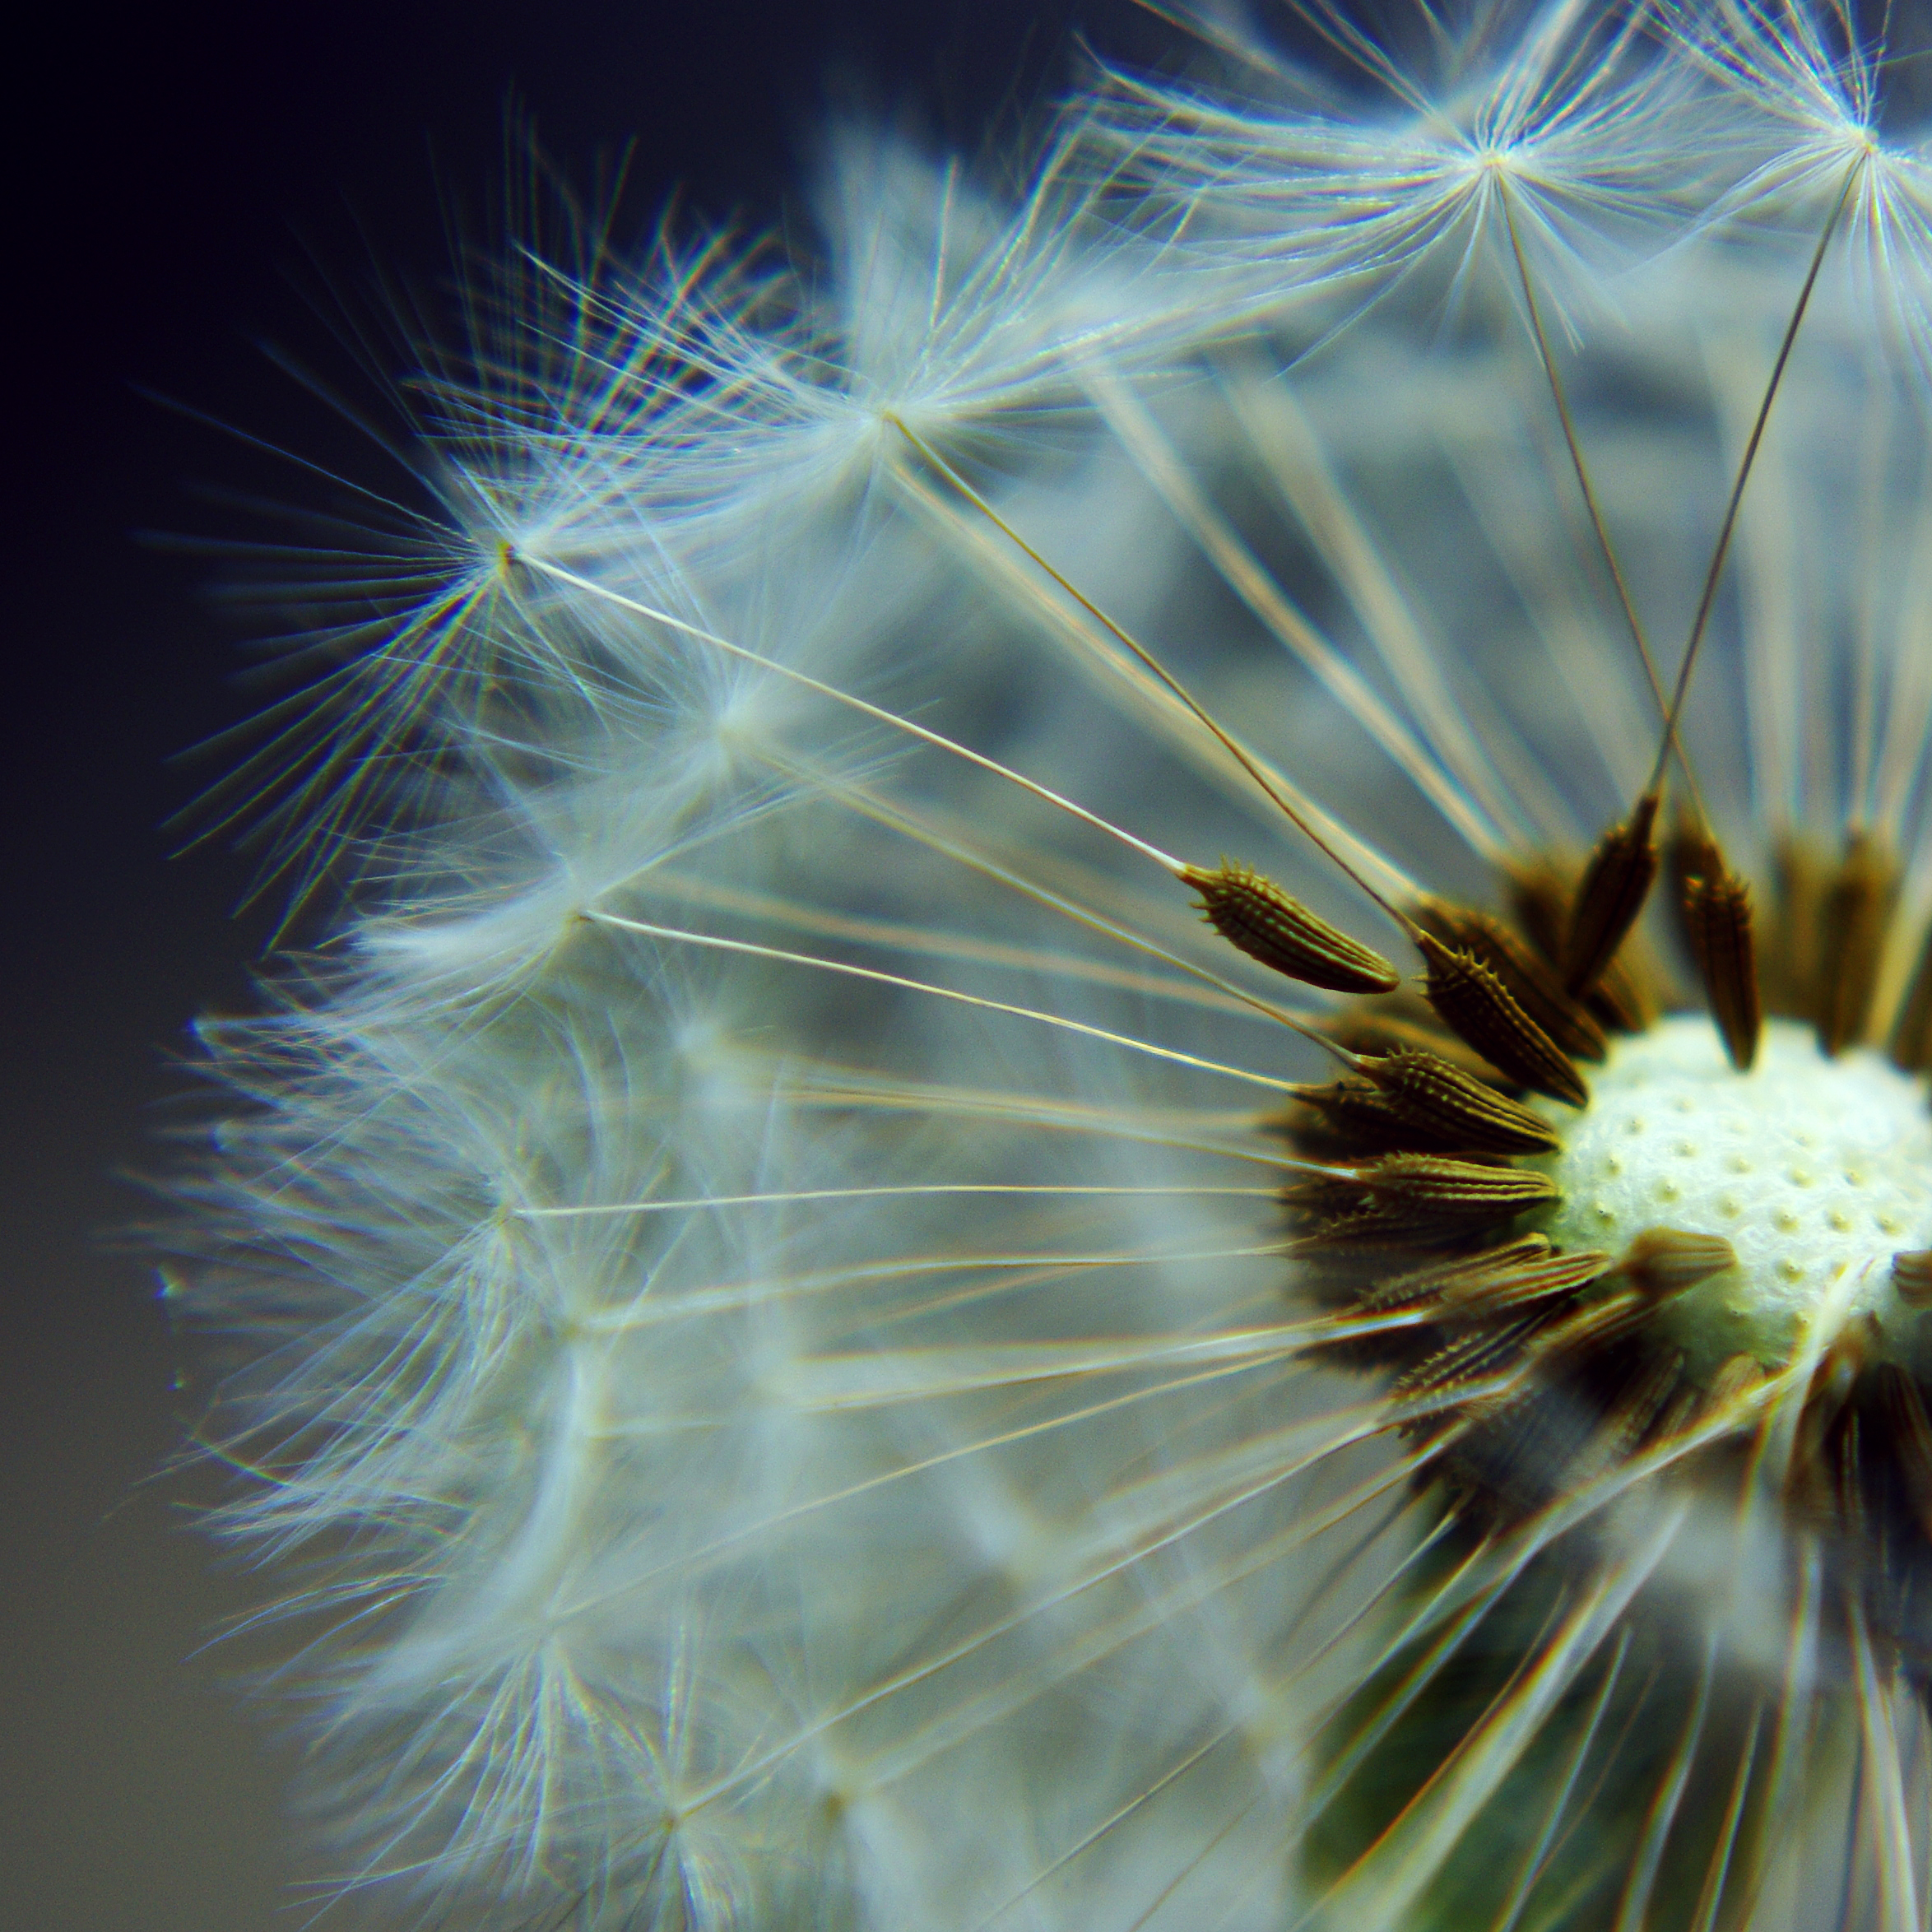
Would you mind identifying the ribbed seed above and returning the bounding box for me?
[1289,1154,1559,1234]
[1358,1047,1560,1155]
[1679,857,1762,1071]
[1289,1081,1433,1156]
[1613,1227,1738,1298]
[1893,1252,1932,1307]
[1509,858,1570,965]
[1394,1314,1549,1405]
[1183,862,1400,994]
[1686,1352,1767,1428]
[1585,1349,1686,1472]
[1434,1246,1612,1317]
[1817,832,1897,1056]
[1525,1286,1649,1368]
[1565,790,1660,997]
[1325,1005,1495,1078]
[1667,820,1722,932]
[1359,1234,1553,1310]
[1413,898,1607,1062]
[1416,931,1588,1108]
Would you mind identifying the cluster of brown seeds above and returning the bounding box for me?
[1185,806,1932,1649]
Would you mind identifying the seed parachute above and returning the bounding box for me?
[162,3,1932,1928]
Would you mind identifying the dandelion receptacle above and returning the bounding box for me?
[161,3,1932,1927]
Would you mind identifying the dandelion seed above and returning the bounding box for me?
[163,4,1932,1929]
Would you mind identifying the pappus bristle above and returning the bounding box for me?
[157,5,1932,1930]
[1089,0,1721,319]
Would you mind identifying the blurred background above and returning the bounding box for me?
[1,3,1166,1925]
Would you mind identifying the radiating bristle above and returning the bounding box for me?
[156,5,1932,1924]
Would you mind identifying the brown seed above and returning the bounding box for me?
[1523,1285,1650,1366]
[1591,953,1659,1033]
[1680,858,1762,1071]
[1564,789,1661,997]
[1892,1251,1932,1307]
[1358,1047,1561,1155]
[1507,857,1571,967]
[1593,1348,1687,1465]
[1287,1080,1437,1158]
[1433,1245,1613,1317]
[1289,1154,1560,1236]
[1412,897,1608,1062]
[1891,922,1932,1074]
[1416,932,1589,1108]
[1763,838,1830,1020]
[1804,1318,1872,1424]
[1507,857,1656,1033]
[1875,1363,1932,1543]
[1324,1003,1495,1078]
[1688,1352,1768,1429]
[1358,1233,1555,1310]
[1393,1313,1550,1406]
[1816,832,1897,1056]
[1612,1227,1738,1298]
[1183,862,1400,994]
[1667,819,1723,927]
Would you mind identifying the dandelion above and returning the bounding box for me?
[165,3,1932,1928]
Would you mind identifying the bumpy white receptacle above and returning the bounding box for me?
[1532,1017,1932,1381]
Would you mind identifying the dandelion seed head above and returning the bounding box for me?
[160,2,1932,1927]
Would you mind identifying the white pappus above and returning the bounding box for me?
[165,4,1932,1929]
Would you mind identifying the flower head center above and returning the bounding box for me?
[1532,1015,1932,1383]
